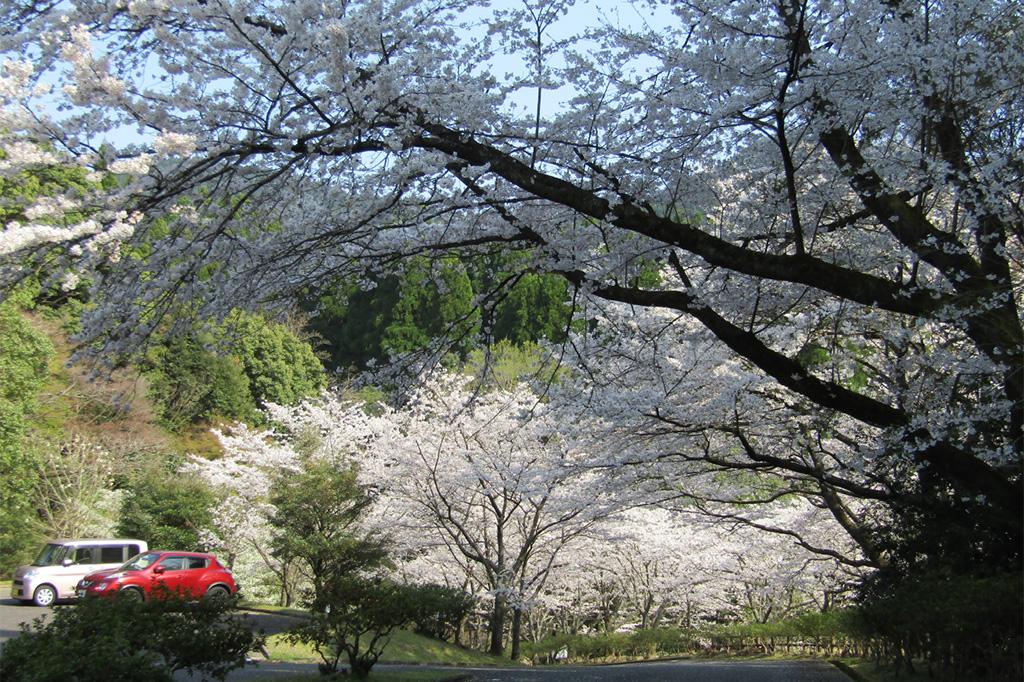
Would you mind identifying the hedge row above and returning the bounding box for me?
[522,578,1022,681]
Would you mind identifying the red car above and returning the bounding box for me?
[76,550,237,601]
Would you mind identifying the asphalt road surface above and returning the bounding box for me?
[1,599,851,681]
[0,597,48,644]
[457,660,851,681]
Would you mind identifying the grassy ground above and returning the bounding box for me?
[264,628,511,667]
[381,630,512,666]
[246,598,509,669]
[834,658,955,682]
[239,600,306,616]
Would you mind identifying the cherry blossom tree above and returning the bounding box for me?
[373,372,619,657]
[195,373,618,657]
[1,0,1020,611]
[538,502,859,635]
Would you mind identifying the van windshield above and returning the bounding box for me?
[32,543,69,566]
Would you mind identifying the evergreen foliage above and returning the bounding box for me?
[268,458,390,599]
[117,471,216,551]
[144,315,325,429]
[0,301,54,573]
[491,272,573,345]
[309,256,572,372]
[268,457,399,678]
[309,256,482,370]
[222,311,326,406]
[407,583,477,643]
[145,336,257,429]
[859,571,1022,680]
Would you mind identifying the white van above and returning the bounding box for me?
[11,538,148,606]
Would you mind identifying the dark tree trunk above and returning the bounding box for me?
[510,607,523,660]
[489,593,506,656]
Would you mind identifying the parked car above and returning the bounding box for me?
[76,550,237,601]
[11,538,148,606]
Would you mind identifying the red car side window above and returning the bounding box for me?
[159,556,187,571]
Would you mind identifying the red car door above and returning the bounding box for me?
[181,556,210,596]
[150,555,188,597]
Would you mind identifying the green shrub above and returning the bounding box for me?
[408,583,476,642]
[0,593,261,681]
[288,576,426,679]
[117,471,216,550]
[222,311,326,406]
[859,571,1022,680]
[628,627,691,657]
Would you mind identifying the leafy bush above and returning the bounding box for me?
[523,631,636,662]
[288,575,425,679]
[117,471,216,550]
[859,571,1022,680]
[627,627,692,657]
[407,583,476,642]
[0,592,261,681]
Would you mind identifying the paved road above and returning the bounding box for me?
[0,597,49,643]
[2,599,851,681]
[465,660,851,681]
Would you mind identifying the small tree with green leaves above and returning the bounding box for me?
[267,458,390,599]
[268,457,404,677]
[288,575,427,679]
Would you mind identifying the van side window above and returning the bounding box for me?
[71,547,95,564]
[100,546,124,563]
[127,544,141,557]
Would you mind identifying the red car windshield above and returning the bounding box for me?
[120,552,161,571]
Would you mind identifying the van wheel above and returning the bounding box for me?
[32,584,57,607]
[120,587,144,602]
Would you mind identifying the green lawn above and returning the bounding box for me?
[264,628,511,668]
[835,658,956,682]
[239,600,307,617]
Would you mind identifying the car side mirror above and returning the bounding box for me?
[62,558,73,567]
[152,565,166,574]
